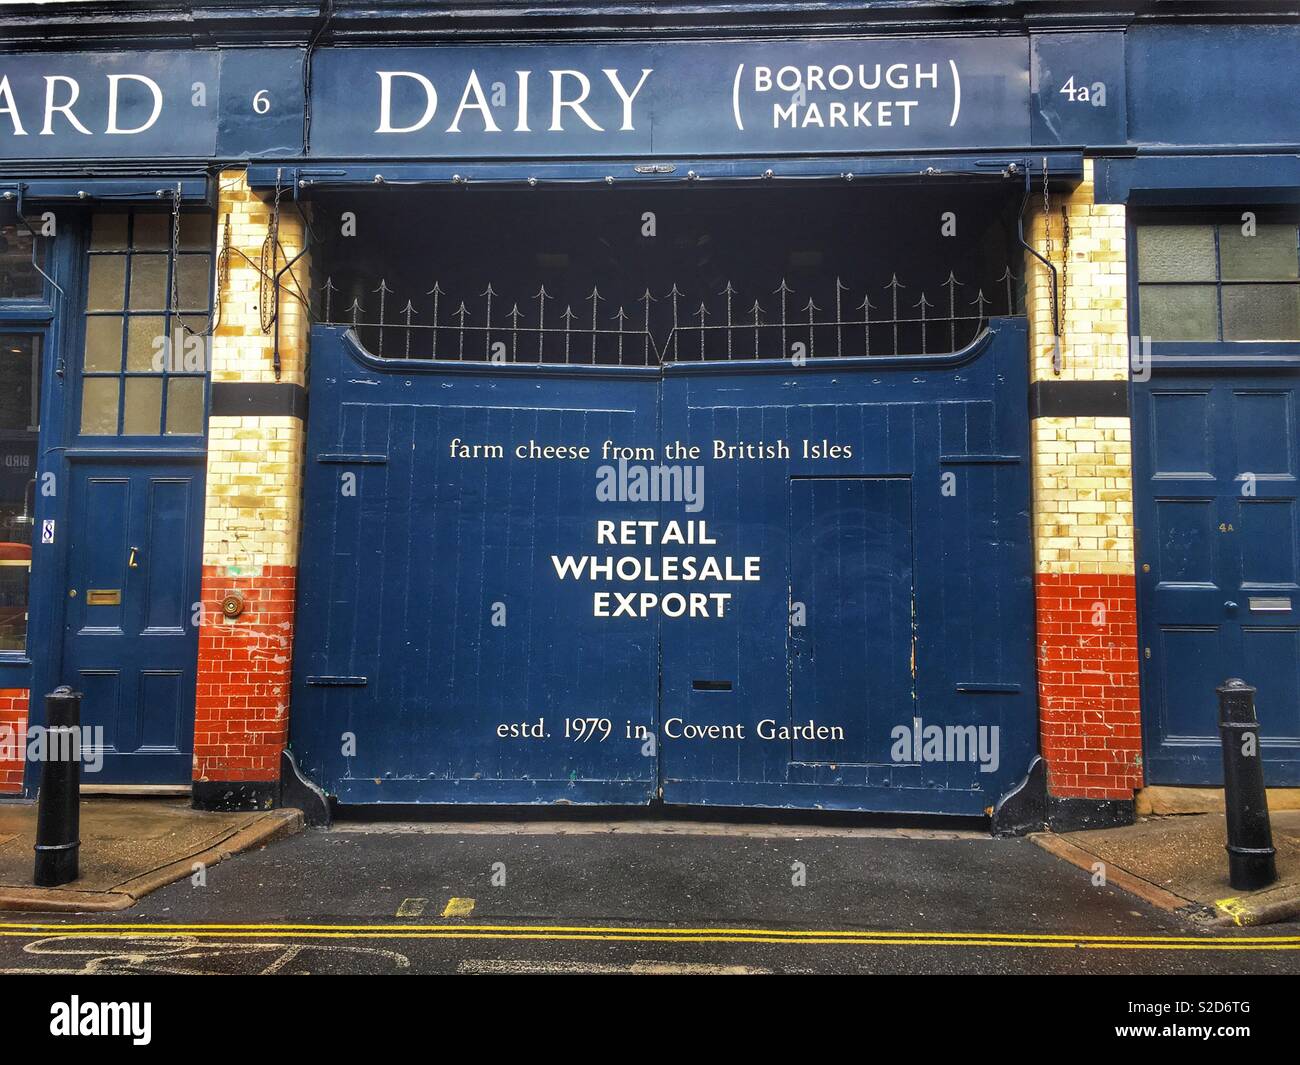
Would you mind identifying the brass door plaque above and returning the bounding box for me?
[86,589,122,606]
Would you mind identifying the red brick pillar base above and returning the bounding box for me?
[0,689,29,793]
[1035,574,1143,803]
[193,567,296,808]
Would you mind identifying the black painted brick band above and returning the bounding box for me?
[192,780,279,813]
[1030,380,1129,419]
[1048,796,1136,833]
[210,381,307,420]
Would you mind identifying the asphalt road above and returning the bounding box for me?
[2,822,1298,975]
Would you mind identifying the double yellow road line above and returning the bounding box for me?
[1,922,1298,951]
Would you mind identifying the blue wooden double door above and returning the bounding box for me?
[1134,370,1300,785]
[58,458,204,784]
[290,322,1038,813]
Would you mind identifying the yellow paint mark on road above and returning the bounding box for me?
[0,921,1297,952]
[1215,897,1250,926]
[396,898,427,917]
[458,959,770,975]
[441,897,476,918]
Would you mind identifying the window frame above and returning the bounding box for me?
[1132,207,1300,357]
[75,209,215,444]
[0,216,54,668]
[0,215,53,310]
[0,322,47,665]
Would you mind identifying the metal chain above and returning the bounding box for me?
[1042,156,1052,278]
[1060,204,1070,333]
[1042,156,1064,374]
[259,178,283,334]
[218,215,231,288]
[168,182,182,325]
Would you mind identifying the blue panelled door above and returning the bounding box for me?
[290,331,661,804]
[657,321,1036,813]
[61,459,203,783]
[1134,371,1300,785]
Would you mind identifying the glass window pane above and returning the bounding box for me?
[132,214,169,251]
[167,317,211,372]
[83,316,123,372]
[1219,224,1299,281]
[87,255,126,311]
[0,543,33,650]
[178,215,213,251]
[1222,284,1300,341]
[165,377,204,435]
[122,377,162,435]
[0,335,40,650]
[1137,225,1217,282]
[128,254,168,311]
[0,222,44,299]
[80,377,120,435]
[90,213,129,251]
[126,316,167,372]
[1139,284,1219,341]
[176,255,211,310]
[0,334,40,433]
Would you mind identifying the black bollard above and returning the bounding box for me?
[1216,678,1276,891]
[33,687,82,887]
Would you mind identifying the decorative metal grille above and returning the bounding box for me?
[313,268,1021,366]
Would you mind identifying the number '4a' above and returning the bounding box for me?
[1059,76,1107,106]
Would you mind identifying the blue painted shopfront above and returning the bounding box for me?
[0,5,1296,801]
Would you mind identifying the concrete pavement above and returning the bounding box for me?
[1037,810,1300,926]
[0,798,301,911]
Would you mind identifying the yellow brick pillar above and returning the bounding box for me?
[193,169,311,809]
[1025,159,1143,815]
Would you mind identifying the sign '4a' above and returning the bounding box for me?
[1058,76,1108,106]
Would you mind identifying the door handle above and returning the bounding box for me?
[1225,601,1239,614]
[127,546,139,569]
